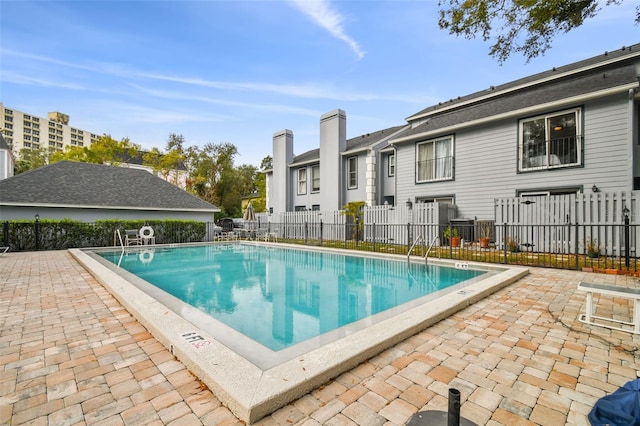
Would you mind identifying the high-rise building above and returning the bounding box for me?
[0,102,101,154]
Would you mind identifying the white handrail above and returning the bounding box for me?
[407,235,424,263]
[114,229,125,252]
[424,235,440,264]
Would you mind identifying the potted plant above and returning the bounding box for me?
[478,222,492,248]
[586,239,600,258]
[443,226,460,247]
[507,238,520,253]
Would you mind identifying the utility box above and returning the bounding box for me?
[450,218,475,242]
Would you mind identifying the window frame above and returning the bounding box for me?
[415,135,454,183]
[297,168,307,195]
[519,108,582,172]
[347,156,358,189]
[388,154,395,177]
[311,164,320,193]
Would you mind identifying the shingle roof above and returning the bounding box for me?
[0,160,219,211]
[345,125,407,152]
[289,125,408,165]
[406,44,640,121]
[292,148,320,165]
[395,44,640,143]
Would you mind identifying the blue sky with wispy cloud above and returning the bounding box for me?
[1,1,637,166]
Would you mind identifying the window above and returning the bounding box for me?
[311,165,320,192]
[417,196,454,204]
[311,204,320,211]
[297,168,307,194]
[416,136,454,183]
[347,156,357,189]
[520,108,581,171]
[388,154,395,177]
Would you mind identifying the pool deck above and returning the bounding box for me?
[2,250,640,425]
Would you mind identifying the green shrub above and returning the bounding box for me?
[1,219,208,251]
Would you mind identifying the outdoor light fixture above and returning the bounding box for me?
[592,184,599,193]
[406,198,413,209]
[624,206,630,216]
[35,214,39,221]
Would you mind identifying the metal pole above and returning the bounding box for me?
[574,222,580,270]
[447,388,461,426]
[34,214,40,251]
[625,211,630,267]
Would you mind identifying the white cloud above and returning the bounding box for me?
[289,0,365,60]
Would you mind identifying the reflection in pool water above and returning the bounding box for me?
[99,244,486,351]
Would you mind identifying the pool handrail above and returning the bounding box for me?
[424,235,440,263]
[407,235,424,263]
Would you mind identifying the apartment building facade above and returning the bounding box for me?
[266,43,640,223]
[0,103,101,154]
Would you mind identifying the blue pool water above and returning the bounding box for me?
[98,244,486,352]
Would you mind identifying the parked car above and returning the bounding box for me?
[216,217,245,233]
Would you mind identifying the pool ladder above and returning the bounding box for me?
[407,235,439,265]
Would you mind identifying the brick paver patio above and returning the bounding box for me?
[1,250,639,425]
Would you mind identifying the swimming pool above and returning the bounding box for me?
[73,242,528,424]
[98,244,485,353]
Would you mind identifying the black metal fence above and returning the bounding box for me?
[3,220,638,273]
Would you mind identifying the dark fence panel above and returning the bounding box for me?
[3,219,638,273]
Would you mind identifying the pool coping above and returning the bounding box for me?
[70,243,529,424]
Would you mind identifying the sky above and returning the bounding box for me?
[1,1,638,167]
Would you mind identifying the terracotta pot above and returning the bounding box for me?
[479,237,490,248]
[451,236,461,247]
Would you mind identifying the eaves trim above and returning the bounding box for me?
[0,201,220,212]
[406,50,640,122]
[393,83,637,145]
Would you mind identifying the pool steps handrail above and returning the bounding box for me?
[424,236,439,262]
[114,229,125,252]
[407,235,423,263]
[408,235,440,265]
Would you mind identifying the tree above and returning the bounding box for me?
[437,0,637,63]
[50,134,140,165]
[15,147,51,174]
[253,155,272,213]
[187,142,240,215]
[341,201,366,240]
[143,133,186,185]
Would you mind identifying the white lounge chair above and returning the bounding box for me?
[124,229,142,246]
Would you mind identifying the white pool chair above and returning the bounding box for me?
[124,229,142,246]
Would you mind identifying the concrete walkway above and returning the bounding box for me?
[1,250,639,425]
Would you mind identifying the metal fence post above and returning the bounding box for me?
[35,214,40,251]
[320,220,323,246]
[407,222,411,253]
[2,221,8,249]
[304,221,308,244]
[574,221,580,270]
[503,222,508,264]
[625,209,630,267]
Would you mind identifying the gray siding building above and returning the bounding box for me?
[267,44,640,220]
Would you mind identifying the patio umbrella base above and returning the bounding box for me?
[406,410,477,426]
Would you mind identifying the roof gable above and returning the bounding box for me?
[0,161,218,211]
